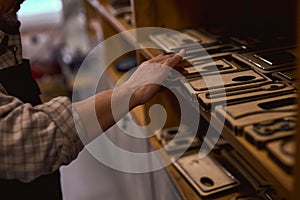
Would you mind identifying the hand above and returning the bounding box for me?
[124,49,186,106]
[74,50,187,140]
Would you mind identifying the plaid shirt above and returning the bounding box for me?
[0,29,23,69]
[0,29,83,182]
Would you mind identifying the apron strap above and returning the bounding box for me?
[0,59,62,200]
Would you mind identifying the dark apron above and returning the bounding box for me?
[0,59,62,200]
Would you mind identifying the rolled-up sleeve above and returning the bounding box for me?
[0,86,84,182]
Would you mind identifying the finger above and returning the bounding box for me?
[163,49,185,67]
[147,54,174,63]
[177,59,193,68]
[174,66,188,75]
[147,54,164,63]
[177,49,186,58]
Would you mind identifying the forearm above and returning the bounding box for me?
[73,83,139,144]
[73,50,185,144]
[95,84,137,131]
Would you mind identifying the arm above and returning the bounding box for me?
[0,51,184,182]
[73,50,186,144]
[0,85,83,182]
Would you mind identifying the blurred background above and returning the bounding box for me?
[17,1,298,200]
[17,2,164,200]
[18,0,92,103]
[18,1,113,199]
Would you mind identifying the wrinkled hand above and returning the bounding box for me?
[123,49,186,105]
[74,50,188,140]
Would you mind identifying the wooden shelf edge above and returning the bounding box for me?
[148,136,255,200]
[203,112,294,197]
[106,66,293,198]
[148,137,201,200]
[83,0,299,199]
[87,0,132,31]
[135,40,294,197]
[172,86,294,196]
[86,0,136,44]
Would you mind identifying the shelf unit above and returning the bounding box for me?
[83,0,299,199]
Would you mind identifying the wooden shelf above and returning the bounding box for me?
[141,86,294,198]
[83,0,299,199]
[149,135,257,200]
[294,3,300,197]
[134,34,295,198]
[170,79,295,198]
[148,137,202,200]
[204,112,293,197]
[87,0,135,44]
[88,0,133,31]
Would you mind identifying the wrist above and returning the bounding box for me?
[115,83,141,110]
